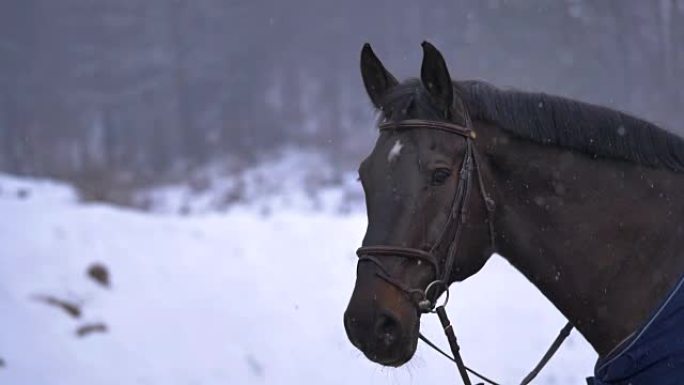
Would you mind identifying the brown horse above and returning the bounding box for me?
[343,42,684,383]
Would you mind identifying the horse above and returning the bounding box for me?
[343,41,684,384]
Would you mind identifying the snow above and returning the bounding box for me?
[0,170,597,385]
[141,149,363,215]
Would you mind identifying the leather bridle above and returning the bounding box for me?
[354,118,572,385]
[356,117,495,314]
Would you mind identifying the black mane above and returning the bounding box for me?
[457,80,684,173]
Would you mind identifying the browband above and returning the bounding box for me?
[378,119,476,139]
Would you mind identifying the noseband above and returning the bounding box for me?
[356,118,495,312]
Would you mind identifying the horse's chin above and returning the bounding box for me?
[365,331,419,368]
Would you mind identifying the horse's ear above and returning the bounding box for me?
[360,43,398,109]
[420,41,453,113]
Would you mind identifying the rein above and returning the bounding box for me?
[355,118,573,385]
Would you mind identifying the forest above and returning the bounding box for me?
[1,0,683,187]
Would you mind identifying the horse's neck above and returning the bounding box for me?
[476,122,684,356]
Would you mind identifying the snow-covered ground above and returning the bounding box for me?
[0,167,597,385]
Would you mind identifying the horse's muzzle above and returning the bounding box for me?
[343,277,420,366]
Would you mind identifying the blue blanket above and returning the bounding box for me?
[589,275,684,385]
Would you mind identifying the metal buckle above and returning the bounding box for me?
[418,280,450,313]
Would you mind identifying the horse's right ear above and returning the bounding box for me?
[360,43,398,109]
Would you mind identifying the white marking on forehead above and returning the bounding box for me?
[388,140,403,163]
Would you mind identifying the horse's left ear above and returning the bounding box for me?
[420,41,453,114]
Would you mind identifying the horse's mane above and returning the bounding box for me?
[457,80,684,173]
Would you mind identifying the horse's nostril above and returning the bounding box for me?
[375,311,401,347]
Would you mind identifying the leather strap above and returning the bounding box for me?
[519,322,574,385]
[357,246,440,278]
[355,118,570,385]
[379,119,475,138]
[436,305,473,385]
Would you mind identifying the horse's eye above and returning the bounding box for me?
[431,168,452,185]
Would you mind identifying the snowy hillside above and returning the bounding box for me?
[0,172,597,385]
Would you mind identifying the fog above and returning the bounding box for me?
[1,2,683,384]
[2,0,683,186]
